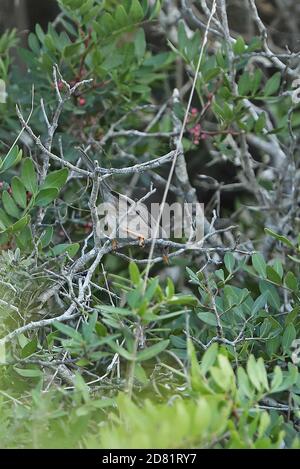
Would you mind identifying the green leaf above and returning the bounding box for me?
[197,312,218,327]
[137,339,169,361]
[233,36,246,55]
[252,253,266,278]
[178,20,188,53]
[74,373,89,402]
[203,67,221,83]
[165,277,175,298]
[252,291,268,315]
[40,226,53,248]
[42,168,68,190]
[0,215,7,232]
[266,265,282,285]
[0,146,22,173]
[35,188,58,207]
[255,112,266,133]
[252,69,263,94]
[114,5,128,27]
[186,267,200,285]
[0,208,12,230]
[148,0,161,20]
[200,343,218,376]
[14,367,42,378]
[63,41,83,58]
[134,363,148,384]
[259,280,281,310]
[247,36,262,52]
[284,271,298,291]
[264,228,294,248]
[35,24,45,43]
[266,335,281,357]
[272,259,283,279]
[238,72,252,95]
[129,262,141,285]
[2,191,20,218]
[53,321,82,341]
[21,158,38,194]
[102,51,123,71]
[144,278,159,302]
[237,367,253,398]
[11,177,27,209]
[271,366,283,391]
[215,269,225,281]
[21,337,38,358]
[129,0,144,22]
[246,355,262,392]
[257,412,271,439]
[110,342,135,360]
[224,252,235,273]
[167,295,198,306]
[96,305,134,316]
[134,28,146,60]
[127,288,142,310]
[51,242,80,258]
[28,32,40,54]
[210,363,233,392]
[282,323,296,354]
[9,214,31,233]
[263,72,281,96]
[256,357,269,391]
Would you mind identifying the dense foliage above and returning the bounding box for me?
[1,0,300,449]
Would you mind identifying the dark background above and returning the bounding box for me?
[0,0,59,38]
[1,1,300,50]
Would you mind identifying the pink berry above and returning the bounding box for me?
[78,97,86,106]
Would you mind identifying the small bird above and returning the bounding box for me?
[99,177,153,244]
[78,148,161,244]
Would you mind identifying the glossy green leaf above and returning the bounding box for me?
[252,253,267,278]
[42,168,68,190]
[11,177,27,209]
[2,191,20,218]
[51,242,80,258]
[35,188,58,207]
[21,158,38,194]
[129,0,144,22]
[264,72,281,97]
[137,339,169,361]
[0,146,22,173]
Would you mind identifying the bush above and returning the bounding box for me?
[0,0,300,449]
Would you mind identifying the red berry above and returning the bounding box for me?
[83,222,92,233]
[78,97,86,106]
[58,81,64,91]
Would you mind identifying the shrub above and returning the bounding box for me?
[0,0,300,449]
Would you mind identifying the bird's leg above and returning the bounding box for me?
[111,239,118,250]
[125,227,146,246]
